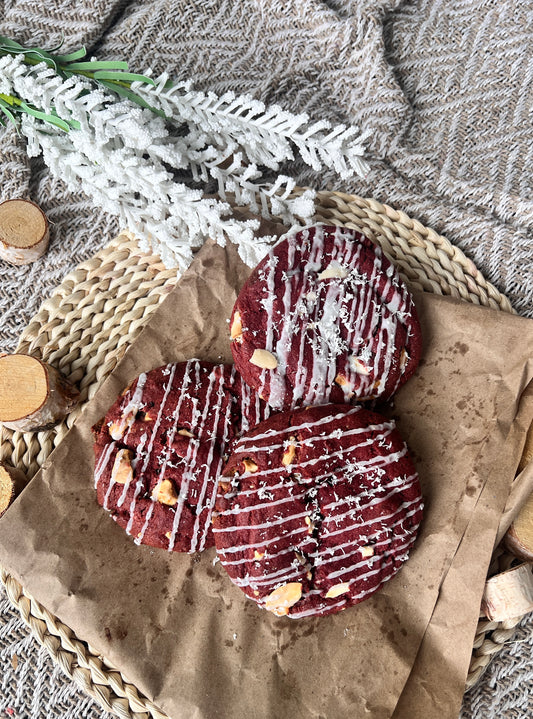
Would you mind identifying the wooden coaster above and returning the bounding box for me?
[0,354,79,432]
[0,198,50,265]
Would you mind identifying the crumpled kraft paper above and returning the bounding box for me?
[392,316,533,719]
[0,238,531,719]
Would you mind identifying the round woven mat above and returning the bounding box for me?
[0,193,523,718]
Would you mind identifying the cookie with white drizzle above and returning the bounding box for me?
[230,224,422,411]
[213,403,423,618]
[93,360,270,554]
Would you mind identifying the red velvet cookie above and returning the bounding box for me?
[93,360,269,553]
[230,224,422,411]
[213,404,423,618]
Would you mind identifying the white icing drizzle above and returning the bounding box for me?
[189,369,229,552]
[307,527,413,566]
[239,376,252,435]
[250,533,416,598]
[235,420,394,456]
[343,252,381,397]
[289,226,327,407]
[216,524,309,556]
[288,560,399,619]
[212,508,310,534]
[259,252,279,400]
[215,406,423,617]
[94,441,116,488]
[322,502,422,541]
[219,489,309,517]
[238,370,270,435]
[266,234,296,404]
[166,361,210,549]
[326,536,414,583]
[124,372,148,421]
[219,470,417,533]
[245,224,417,409]
[194,365,249,551]
[117,431,148,509]
[321,474,419,527]
[221,541,307,567]
[126,363,177,536]
[218,489,419,582]
[97,360,270,554]
[235,404,362,447]
[234,563,306,589]
[302,230,353,406]
[135,361,195,547]
[224,432,408,486]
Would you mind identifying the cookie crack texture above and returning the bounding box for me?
[299,488,325,597]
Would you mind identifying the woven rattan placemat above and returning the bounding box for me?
[0,192,525,718]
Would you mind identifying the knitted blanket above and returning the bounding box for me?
[0,1,532,717]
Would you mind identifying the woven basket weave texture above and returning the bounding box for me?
[0,193,525,718]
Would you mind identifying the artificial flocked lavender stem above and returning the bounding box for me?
[0,37,371,270]
[131,73,371,179]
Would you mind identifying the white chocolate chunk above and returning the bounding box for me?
[350,357,371,375]
[109,409,137,440]
[230,311,243,341]
[360,545,374,558]
[242,458,259,473]
[265,582,303,616]
[334,373,350,387]
[111,449,133,485]
[250,349,278,369]
[318,261,348,280]
[282,436,297,466]
[152,479,178,506]
[399,348,409,373]
[325,582,351,599]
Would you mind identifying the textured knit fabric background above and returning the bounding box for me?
[0,1,532,717]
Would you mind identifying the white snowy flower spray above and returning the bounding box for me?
[0,37,371,271]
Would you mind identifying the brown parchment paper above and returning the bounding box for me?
[0,239,532,719]
[393,327,533,718]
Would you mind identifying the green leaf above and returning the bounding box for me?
[21,48,58,69]
[0,45,26,55]
[66,60,129,72]
[0,97,20,131]
[0,35,83,70]
[0,36,25,50]
[55,47,87,63]
[0,92,16,106]
[93,70,155,85]
[0,40,58,69]
[19,100,71,131]
[97,79,166,117]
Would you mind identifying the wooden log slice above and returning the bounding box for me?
[0,198,50,265]
[0,354,79,432]
[0,462,27,517]
[481,563,533,621]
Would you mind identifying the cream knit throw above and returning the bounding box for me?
[0,1,532,717]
